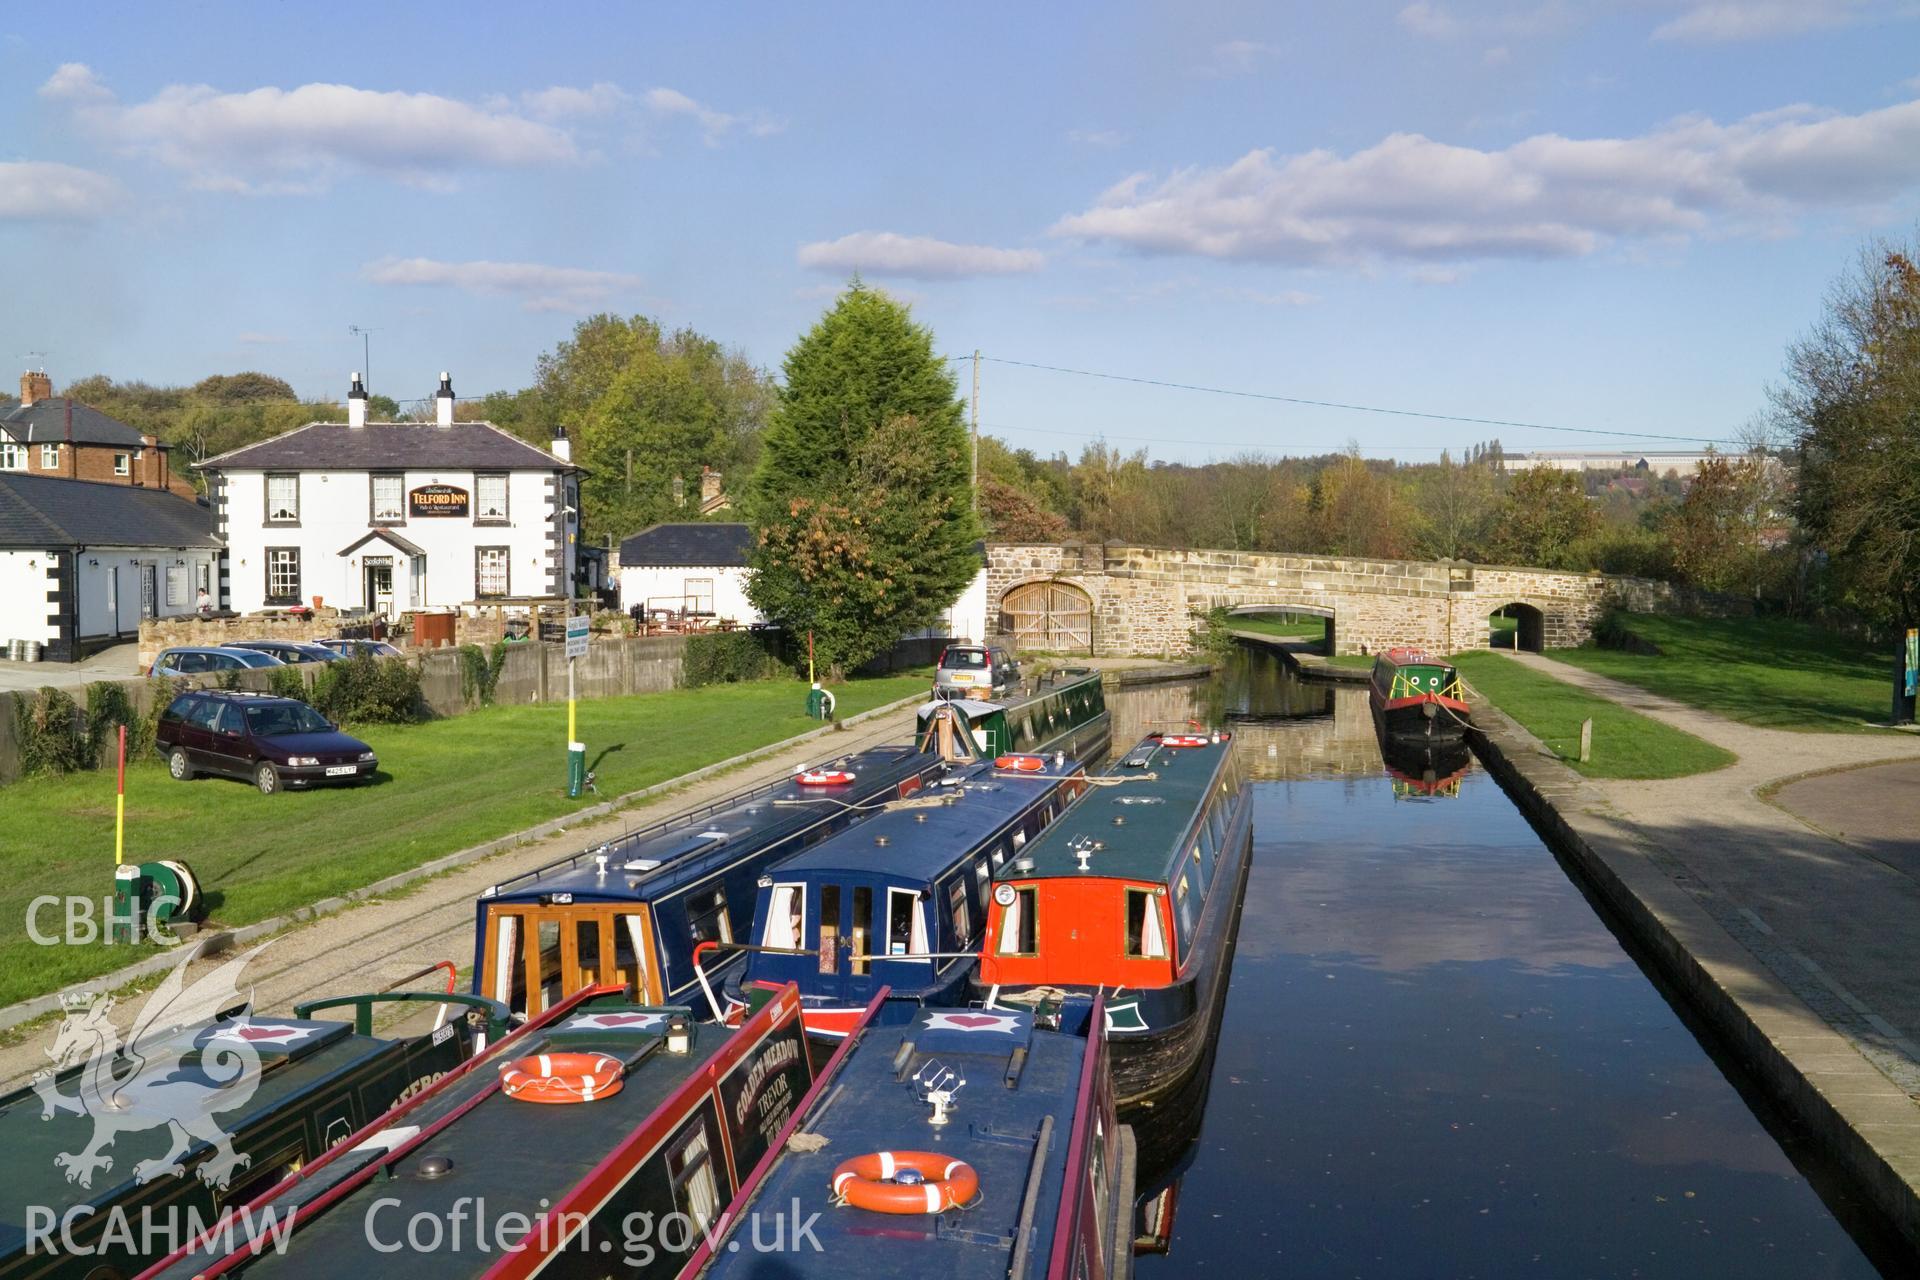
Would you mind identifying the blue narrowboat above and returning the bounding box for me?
[723,753,1089,1038]
[692,998,1136,1280]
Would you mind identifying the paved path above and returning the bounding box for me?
[1497,651,1920,1096]
[0,643,142,692]
[0,701,923,1091]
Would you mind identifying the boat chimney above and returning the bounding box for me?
[347,372,368,428]
[434,371,455,427]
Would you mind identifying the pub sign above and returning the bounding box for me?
[409,484,470,518]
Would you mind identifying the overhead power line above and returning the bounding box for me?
[970,354,1744,447]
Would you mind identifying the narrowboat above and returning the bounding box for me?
[134,983,827,1280]
[1368,647,1470,740]
[974,731,1254,1109]
[1379,734,1474,799]
[693,999,1136,1280]
[4,970,504,1280]
[723,753,1089,1039]
[472,743,946,1022]
[917,665,1111,766]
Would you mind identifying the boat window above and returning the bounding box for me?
[886,888,920,957]
[575,918,602,985]
[1012,829,1027,849]
[997,886,1038,956]
[217,1141,305,1210]
[1125,888,1168,959]
[1173,873,1200,952]
[947,877,970,941]
[851,886,872,975]
[819,885,841,975]
[619,914,651,1001]
[668,1119,722,1236]
[973,858,992,913]
[765,884,804,952]
[1089,1113,1110,1261]
[491,914,520,1008]
[1207,798,1227,849]
[535,918,561,1013]
[686,887,731,946]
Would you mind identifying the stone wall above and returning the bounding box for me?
[987,542,1750,658]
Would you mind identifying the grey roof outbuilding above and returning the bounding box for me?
[0,397,149,448]
[0,473,219,549]
[618,522,754,568]
[196,421,577,472]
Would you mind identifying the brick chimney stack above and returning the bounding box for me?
[20,370,52,407]
[700,466,723,509]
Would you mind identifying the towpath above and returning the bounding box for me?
[1495,651,1920,1096]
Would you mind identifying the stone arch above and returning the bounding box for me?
[1487,601,1546,653]
[999,577,1096,654]
[1224,602,1337,654]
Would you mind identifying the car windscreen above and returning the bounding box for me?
[245,704,333,736]
[941,648,988,669]
[230,650,284,668]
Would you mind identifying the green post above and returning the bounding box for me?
[568,740,586,798]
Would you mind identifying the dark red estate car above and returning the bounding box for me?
[155,690,379,795]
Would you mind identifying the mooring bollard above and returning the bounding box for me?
[1579,717,1593,763]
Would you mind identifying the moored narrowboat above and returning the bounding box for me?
[4,965,504,1280]
[722,753,1089,1039]
[692,999,1136,1280]
[472,743,947,1022]
[1368,647,1470,740]
[917,665,1112,766]
[1379,734,1474,799]
[974,731,1254,1109]
[134,983,830,1280]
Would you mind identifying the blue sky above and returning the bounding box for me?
[3,1,1918,463]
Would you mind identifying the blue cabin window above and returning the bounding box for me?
[886,888,925,956]
[851,886,872,974]
[765,884,804,952]
[687,887,731,945]
[947,877,970,941]
[819,885,841,975]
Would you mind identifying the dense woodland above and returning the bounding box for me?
[52,235,1920,632]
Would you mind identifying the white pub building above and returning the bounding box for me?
[201,374,580,616]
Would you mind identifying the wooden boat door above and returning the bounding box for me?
[560,907,658,1004]
[483,904,658,1019]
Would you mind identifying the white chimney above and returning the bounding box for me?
[550,425,571,464]
[347,372,369,428]
[434,371,455,428]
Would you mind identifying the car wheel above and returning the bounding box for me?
[254,762,280,795]
[167,748,194,781]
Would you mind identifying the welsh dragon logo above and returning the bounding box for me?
[32,944,270,1191]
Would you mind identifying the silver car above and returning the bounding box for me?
[933,643,1019,697]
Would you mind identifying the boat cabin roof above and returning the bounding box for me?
[1378,647,1452,670]
[766,757,1078,883]
[996,733,1231,883]
[483,742,932,905]
[701,1006,1090,1278]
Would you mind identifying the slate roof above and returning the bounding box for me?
[618,521,754,567]
[0,398,150,448]
[0,473,219,549]
[196,422,576,472]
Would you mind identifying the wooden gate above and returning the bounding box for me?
[1001,580,1093,653]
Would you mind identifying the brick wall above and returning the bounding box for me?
[23,439,196,497]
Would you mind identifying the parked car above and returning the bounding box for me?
[149,646,286,677]
[154,690,378,794]
[228,640,343,664]
[932,642,1021,697]
[319,638,405,659]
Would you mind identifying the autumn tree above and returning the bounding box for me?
[745,286,980,671]
[1487,466,1600,569]
[1663,455,1786,595]
[1413,450,1498,560]
[1310,453,1414,558]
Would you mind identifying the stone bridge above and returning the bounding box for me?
[987,542,1736,657]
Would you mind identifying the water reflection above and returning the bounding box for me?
[1113,653,1892,1278]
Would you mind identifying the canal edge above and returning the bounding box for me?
[1467,700,1920,1254]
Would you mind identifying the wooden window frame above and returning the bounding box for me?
[264,546,301,605]
[264,472,300,525]
[369,472,406,525]
[474,545,511,599]
[474,472,510,526]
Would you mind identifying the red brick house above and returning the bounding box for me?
[1,369,196,497]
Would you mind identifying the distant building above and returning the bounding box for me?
[0,472,222,661]
[198,373,580,617]
[1,369,197,497]
[1502,449,1722,477]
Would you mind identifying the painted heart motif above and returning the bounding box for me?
[590,1014,659,1026]
[944,1014,1006,1029]
[235,1025,296,1041]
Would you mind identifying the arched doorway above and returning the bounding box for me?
[1001,580,1093,654]
[1489,603,1544,653]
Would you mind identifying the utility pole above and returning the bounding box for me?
[970,349,981,513]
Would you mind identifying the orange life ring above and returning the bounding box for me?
[499,1053,624,1104]
[993,754,1046,772]
[1159,734,1209,748]
[831,1150,979,1214]
[796,770,856,786]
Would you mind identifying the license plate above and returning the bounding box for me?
[325,765,357,777]
[951,673,974,684]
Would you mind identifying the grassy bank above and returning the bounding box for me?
[1228,612,1328,641]
[1452,652,1735,780]
[1550,614,1894,732]
[0,674,925,1007]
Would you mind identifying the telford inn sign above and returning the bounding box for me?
[408,483,470,517]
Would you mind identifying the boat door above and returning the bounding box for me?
[481,904,658,1019]
[560,907,658,1003]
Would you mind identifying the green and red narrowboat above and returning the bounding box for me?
[1368,647,1470,741]
[973,731,1254,1109]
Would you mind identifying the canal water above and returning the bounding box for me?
[1113,648,1899,1279]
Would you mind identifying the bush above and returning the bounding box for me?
[457,639,512,707]
[683,631,786,687]
[267,664,308,701]
[85,681,149,767]
[16,687,88,777]
[312,654,423,724]
[1567,525,1677,579]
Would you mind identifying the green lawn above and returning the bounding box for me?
[1229,612,1328,640]
[1452,651,1735,780]
[1549,613,1894,732]
[1326,654,1375,669]
[0,674,925,1007]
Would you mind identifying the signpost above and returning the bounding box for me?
[566,614,589,796]
[1899,626,1918,725]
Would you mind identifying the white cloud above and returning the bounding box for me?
[42,63,581,193]
[1398,2,1460,38]
[1229,286,1321,306]
[1483,45,1513,65]
[1052,93,1920,266]
[797,231,1044,279]
[1067,128,1128,148]
[235,332,289,345]
[1207,39,1282,75]
[1410,265,1468,285]
[518,83,628,121]
[0,160,121,221]
[362,256,645,313]
[1651,1,1874,42]
[643,87,784,144]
